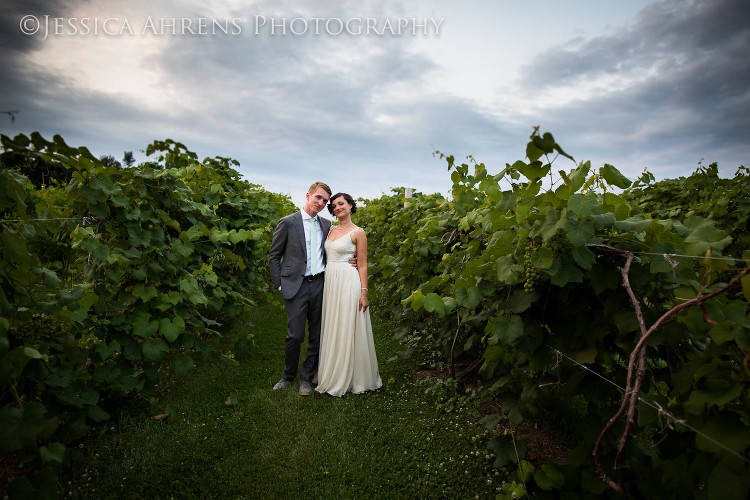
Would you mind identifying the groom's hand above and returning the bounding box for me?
[348,256,358,269]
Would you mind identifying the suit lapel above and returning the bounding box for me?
[292,212,306,254]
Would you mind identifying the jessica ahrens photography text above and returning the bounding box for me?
[19,15,446,39]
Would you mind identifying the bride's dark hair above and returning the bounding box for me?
[327,192,357,215]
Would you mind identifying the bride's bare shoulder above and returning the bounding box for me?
[350,225,367,241]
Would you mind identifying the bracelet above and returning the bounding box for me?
[361,287,368,290]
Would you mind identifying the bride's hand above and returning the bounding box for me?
[359,292,368,311]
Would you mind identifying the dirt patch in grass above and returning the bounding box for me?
[0,453,23,497]
[416,368,571,467]
[415,366,449,382]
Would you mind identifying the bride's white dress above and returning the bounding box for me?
[316,228,382,396]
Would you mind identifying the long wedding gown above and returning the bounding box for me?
[316,228,382,396]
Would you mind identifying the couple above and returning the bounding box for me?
[268,181,382,397]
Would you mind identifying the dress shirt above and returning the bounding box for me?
[301,209,325,276]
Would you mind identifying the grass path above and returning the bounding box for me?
[63,300,501,499]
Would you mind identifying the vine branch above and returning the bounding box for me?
[588,244,749,496]
[450,311,460,379]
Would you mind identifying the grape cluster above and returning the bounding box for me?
[521,237,565,293]
[523,245,542,293]
[546,237,564,254]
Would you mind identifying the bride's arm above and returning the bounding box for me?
[354,228,369,311]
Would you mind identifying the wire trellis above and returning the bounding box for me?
[548,346,750,465]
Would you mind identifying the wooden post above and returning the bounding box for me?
[404,188,413,207]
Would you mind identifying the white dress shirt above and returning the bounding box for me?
[301,209,325,276]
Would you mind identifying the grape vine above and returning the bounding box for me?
[0,133,295,497]
[357,129,750,498]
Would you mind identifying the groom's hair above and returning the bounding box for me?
[308,181,332,197]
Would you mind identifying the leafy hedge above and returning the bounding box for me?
[357,130,750,499]
[0,133,295,497]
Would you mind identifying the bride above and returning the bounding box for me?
[315,193,382,396]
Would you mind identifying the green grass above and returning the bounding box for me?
[62,300,501,499]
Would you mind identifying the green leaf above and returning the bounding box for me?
[591,212,616,229]
[614,216,652,233]
[497,481,527,500]
[517,161,551,182]
[487,435,527,469]
[706,457,750,500]
[480,414,503,430]
[483,345,504,362]
[580,469,608,494]
[549,258,584,286]
[172,356,195,378]
[407,291,424,312]
[40,442,66,464]
[185,224,206,241]
[172,238,194,258]
[0,407,23,451]
[567,193,599,218]
[517,460,535,483]
[572,347,597,364]
[526,141,544,162]
[22,347,48,361]
[130,267,147,280]
[142,339,169,362]
[228,229,246,244]
[40,268,60,287]
[455,287,483,310]
[708,321,742,345]
[571,246,596,270]
[132,284,158,302]
[132,313,159,337]
[530,247,554,269]
[538,207,561,241]
[507,290,533,313]
[1,230,30,266]
[600,163,632,188]
[684,384,743,415]
[696,414,750,455]
[441,296,457,314]
[423,293,446,316]
[490,314,524,346]
[683,216,732,255]
[564,219,595,247]
[567,161,591,193]
[123,342,143,361]
[534,464,566,491]
[553,141,574,162]
[533,132,556,154]
[95,339,121,361]
[160,315,186,342]
[496,255,520,284]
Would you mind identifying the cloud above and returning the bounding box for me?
[3,0,746,206]
[517,0,750,176]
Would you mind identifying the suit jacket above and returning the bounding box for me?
[268,211,331,300]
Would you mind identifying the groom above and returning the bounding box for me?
[268,181,332,396]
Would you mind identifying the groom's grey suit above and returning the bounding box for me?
[268,211,331,383]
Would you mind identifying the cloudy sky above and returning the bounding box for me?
[1,0,748,209]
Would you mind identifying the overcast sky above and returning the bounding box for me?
[1,0,748,211]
